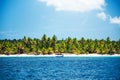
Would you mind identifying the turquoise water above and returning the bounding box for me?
[0,57,120,80]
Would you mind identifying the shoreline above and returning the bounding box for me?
[0,53,120,57]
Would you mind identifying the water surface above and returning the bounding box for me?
[0,57,120,80]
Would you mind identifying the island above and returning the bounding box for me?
[0,34,120,56]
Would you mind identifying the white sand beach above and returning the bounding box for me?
[62,53,120,57]
[0,54,56,57]
[0,53,120,57]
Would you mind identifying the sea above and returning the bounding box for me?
[0,57,120,80]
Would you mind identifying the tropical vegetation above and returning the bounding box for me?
[0,34,120,55]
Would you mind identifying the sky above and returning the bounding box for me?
[0,0,120,40]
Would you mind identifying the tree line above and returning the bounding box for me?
[0,34,120,55]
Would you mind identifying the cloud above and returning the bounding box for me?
[97,12,107,21]
[110,16,120,25]
[39,0,105,12]
[0,31,17,37]
[0,31,16,34]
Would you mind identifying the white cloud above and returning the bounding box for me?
[97,12,107,21]
[39,0,105,12]
[110,16,120,25]
[0,31,17,36]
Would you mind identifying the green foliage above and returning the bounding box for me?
[0,35,120,55]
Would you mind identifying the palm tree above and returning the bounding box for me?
[0,35,120,55]
[51,35,57,52]
[41,34,48,48]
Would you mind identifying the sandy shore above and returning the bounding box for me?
[0,53,120,57]
[0,54,56,57]
[63,54,120,57]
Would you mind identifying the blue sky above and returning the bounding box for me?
[0,0,120,40]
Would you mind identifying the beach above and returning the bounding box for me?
[0,53,120,57]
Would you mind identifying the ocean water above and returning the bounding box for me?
[0,57,120,80]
